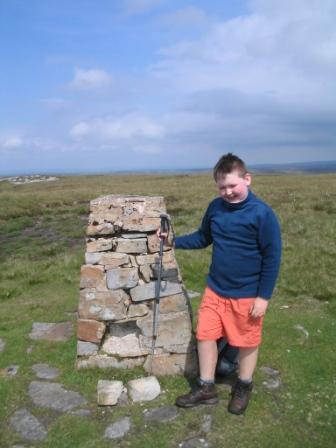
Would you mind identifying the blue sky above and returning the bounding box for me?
[1,0,336,175]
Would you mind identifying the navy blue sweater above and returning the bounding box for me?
[175,190,281,300]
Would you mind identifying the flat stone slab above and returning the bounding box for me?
[104,416,131,440]
[0,337,6,352]
[127,376,161,402]
[32,364,60,380]
[29,322,73,342]
[28,381,87,412]
[10,408,47,441]
[143,405,178,423]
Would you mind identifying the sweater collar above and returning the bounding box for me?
[221,190,254,210]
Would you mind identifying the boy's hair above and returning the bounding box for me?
[213,153,248,180]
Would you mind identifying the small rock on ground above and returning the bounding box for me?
[143,405,178,423]
[32,363,60,380]
[0,338,6,352]
[294,324,309,343]
[201,414,212,433]
[104,416,131,440]
[262,377,281,390]
[179,437,212,448]
[29,322,73,342]
[1,365,19,377]
[127,376,161,402]
[10,408,47,441]
[28,381,87,412]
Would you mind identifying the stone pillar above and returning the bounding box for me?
[76,195,197,376]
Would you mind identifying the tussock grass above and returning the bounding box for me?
[0,173,335,447]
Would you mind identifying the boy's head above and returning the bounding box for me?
[214,153,251,204]
[213,153,248,180]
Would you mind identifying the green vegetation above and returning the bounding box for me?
[0,173,335,447]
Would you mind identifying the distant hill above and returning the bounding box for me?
[250,160,336,174]
[1,160,336,178]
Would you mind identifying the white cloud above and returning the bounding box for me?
[70,68,112,90]
[2,135,24,149]
[140,0,336,162]
[152,0,336,102]
[69,114,165,143]
[70,122,91,139]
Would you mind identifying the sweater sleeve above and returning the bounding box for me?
[175,204,213,249]
[257,208,282,299]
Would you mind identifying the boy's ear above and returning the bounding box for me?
[244,172,252,186]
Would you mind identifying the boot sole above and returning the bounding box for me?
[228,405,247,415]
[176,397,219,408]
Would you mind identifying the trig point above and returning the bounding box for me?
[76,195,197,375]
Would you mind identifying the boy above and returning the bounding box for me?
[170,153,281,414]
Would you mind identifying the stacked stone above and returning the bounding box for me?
[77,195,196,375]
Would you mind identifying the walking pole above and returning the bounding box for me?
[148,213,170,375]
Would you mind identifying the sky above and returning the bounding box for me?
[1,0,336,175]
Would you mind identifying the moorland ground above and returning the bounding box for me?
[0,172,335,447]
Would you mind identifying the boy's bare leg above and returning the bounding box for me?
[238,346,259,380]
[198,340,218,381]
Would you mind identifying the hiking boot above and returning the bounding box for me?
[175,383,219,408]
[228,379,253,415]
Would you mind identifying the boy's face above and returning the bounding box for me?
[216,170,251,203]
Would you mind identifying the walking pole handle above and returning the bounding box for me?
[160,213,170,235]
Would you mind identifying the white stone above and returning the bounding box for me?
[127,376,161,402]
[97,380,124,406]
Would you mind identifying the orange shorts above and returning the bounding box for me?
[196,287,264,347]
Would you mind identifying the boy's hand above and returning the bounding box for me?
[249,297,269,319]
[156,228,168,241]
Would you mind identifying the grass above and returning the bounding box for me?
[0,172,335,447]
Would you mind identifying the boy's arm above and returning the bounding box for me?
[175,205,213,250]
[256,208,282,301]
[250,209,281,318]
